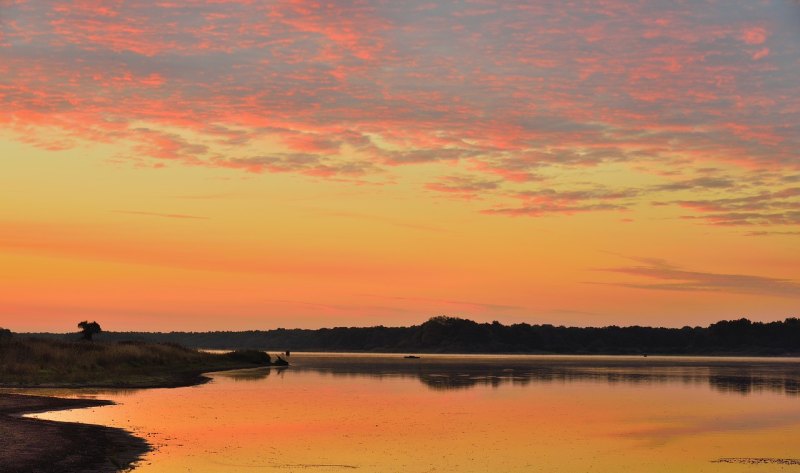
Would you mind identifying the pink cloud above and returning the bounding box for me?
[425,175,501,199]
[752,47,770,60]
[741,26,767,45]
[1,0,799,224]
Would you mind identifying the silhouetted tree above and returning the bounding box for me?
[30,316,799,355]
[78,321,102,341]
[0,327,11,340]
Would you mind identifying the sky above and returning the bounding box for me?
[1,0,799,332]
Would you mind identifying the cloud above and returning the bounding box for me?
[482,186,638,217]
[2,0,800,222]
[744,230,800,237]
[378,148,481,165]
[217,153,380,178]
[484,203,626,217]
[425,175,501,199]
[130,128,209,163]
[741,26,768,45]
[596,259,800,298]
[681,211,800,226]
[673,188,800,225]
[282,133,342,154]
[652,176,738,192]
[752,47,770,60]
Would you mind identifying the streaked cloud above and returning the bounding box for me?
[216,153,380,178]
[483,186,638,217]
[425,175,501,199]
[674,187,800,226]
[653,177,738,192]
[597,259,800,298]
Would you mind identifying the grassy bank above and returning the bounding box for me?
[0,337,281,388]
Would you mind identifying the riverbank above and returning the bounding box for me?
[0,337,287,471]
[0,337,283,388]
[0,394,149,473]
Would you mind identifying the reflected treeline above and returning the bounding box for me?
[217,366,288,382]
[249,357,800,395]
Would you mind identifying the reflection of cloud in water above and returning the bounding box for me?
[621,408,800,445]
[270,355,800,396]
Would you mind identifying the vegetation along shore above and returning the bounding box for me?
[23,316,800,356]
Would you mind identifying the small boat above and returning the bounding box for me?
[404,355,421,359]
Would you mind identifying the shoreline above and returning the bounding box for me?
[0,393,150,473]
[230,350,800,358]
[0,371,213,391]
[0,364,286,472]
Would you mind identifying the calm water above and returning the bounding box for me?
[20,354,800,472]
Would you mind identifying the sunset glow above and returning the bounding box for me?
[1,0,798,331]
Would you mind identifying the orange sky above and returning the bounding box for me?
[1,0,798,331]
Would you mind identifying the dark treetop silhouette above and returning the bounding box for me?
[77,321,102,342]
[26,316,800,356]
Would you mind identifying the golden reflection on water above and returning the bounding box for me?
[26,354,800,472]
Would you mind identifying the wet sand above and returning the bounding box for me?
[0,393,149,473]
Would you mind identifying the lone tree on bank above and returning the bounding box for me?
[78,321,102,341]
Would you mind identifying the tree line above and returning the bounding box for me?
[11,316,800,355]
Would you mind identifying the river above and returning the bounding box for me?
[23,353,800,472]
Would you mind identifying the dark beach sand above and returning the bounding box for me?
[0,393,149,473]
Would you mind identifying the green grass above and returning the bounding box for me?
[0,337,275,387]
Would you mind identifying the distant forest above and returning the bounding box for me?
[12,316,800,356]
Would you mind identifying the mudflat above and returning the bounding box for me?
[0,393,149,473]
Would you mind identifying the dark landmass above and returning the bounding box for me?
[0,394,149,473]
[18,316,800,356]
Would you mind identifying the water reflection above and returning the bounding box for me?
[217,354,800,395]
[215,366,287,382]
[26,354,800,473]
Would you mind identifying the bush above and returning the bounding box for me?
[225,350,272,365]
[0,328,12,340]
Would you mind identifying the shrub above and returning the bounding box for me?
[225,350,272,365]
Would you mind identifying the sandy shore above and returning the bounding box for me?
[0,393,149,473]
